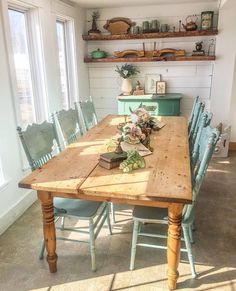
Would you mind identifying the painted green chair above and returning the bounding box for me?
[129,125,220,278]
[76,98,118,224]
[76,97,98,131]
[52,108,83,147]
[189,101,205,151]
[190,111,213,170]
[188,96,199,133]
[17,121,112,271]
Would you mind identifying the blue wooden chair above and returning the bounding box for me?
[189,101,205,151]
[51,108,83,147]
[190,111,213,170]
[129,125,220,278]
[76,97,98,131]
[188,96,199,133]
[17,121,112,271]
[76,98,118,224]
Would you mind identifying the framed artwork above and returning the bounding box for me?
[145,74,161,93]
[156,81,166,94]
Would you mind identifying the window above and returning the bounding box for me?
[8,8,36,126]
[8,6,47,128]
[56,18,77,109]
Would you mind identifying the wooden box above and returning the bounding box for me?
[99,152,127,169]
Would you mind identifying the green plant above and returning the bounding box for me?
[115,64,140,79]
[92,11,100,20]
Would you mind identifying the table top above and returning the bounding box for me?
[19,115,192,205]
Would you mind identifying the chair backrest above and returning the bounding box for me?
[190,111,213,167]
[17,121,60,170]
[52,108,83,146]
[188,96,199,133]
[77,97,98,131]
[183,126,220,223]
[189,101,205,146]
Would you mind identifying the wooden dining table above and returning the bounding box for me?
[19,114,192,290]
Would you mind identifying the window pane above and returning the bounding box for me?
[56,21,69,109]
[8,9,36,127]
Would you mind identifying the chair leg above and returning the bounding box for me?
[89,219,96,271]
[60,217,65,230]
[182,226,197,278]
[110,202,116,224]
[106,204,113,235]
[188,225,195,244]
[39,239,45,260]
[130,220,140,271]
[191,222,197,231]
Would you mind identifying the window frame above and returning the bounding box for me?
[4,1,48,128]
[56,14,78,109]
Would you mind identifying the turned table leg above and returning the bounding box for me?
[38,191,57,273]
[167,204,183,290]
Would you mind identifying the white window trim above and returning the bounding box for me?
[2,0,49,127]
[1,0,49,171]
[56,14,78,108]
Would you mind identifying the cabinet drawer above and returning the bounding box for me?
[118,99,180,116]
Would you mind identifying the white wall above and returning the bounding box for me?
[86,2,218,119]
[0,0,89,234]
[211,0,236,141]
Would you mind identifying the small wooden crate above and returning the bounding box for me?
[99,152,127,169]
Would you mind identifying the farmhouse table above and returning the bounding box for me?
[19,115,192,290]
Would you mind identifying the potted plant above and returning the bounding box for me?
[88,11,101,35]
[115,64,139,95]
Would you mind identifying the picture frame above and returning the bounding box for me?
[145,74,161,93]
[156,81,166,94]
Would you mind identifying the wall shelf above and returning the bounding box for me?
[83,30,218,41]
[84,55,216,63]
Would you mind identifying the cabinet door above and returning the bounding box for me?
[157,99,180,116]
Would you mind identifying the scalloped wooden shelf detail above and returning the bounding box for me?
[84,55,216,63]
[82,30,218,41]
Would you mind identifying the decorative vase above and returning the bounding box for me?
[121,78,132,95]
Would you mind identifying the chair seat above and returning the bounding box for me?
[133,206,194,226]
[54,198,103,219]
[133,206,168,223]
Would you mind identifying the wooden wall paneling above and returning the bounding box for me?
[86,3,217,121]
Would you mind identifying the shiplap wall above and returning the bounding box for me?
[86,2,218,120]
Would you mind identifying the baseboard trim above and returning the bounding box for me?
[0,190,37,235]
[229,142,236,151]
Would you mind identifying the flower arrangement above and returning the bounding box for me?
[115,63,140,79]
[121,123,145,144]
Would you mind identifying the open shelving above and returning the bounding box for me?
[82,29,218,41]
[84,55,216,63]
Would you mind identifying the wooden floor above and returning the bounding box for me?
[0,152,236,291]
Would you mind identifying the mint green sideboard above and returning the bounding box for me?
[117,93,182,116]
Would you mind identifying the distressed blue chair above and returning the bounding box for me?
[189,101,205,152]
[129,125,220,278]
[76,98,118,224]
[17,121,112,271]
[190,111,213,170]
[51,108,83,147]
[188,96,200,133]
[76,97,98,131]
